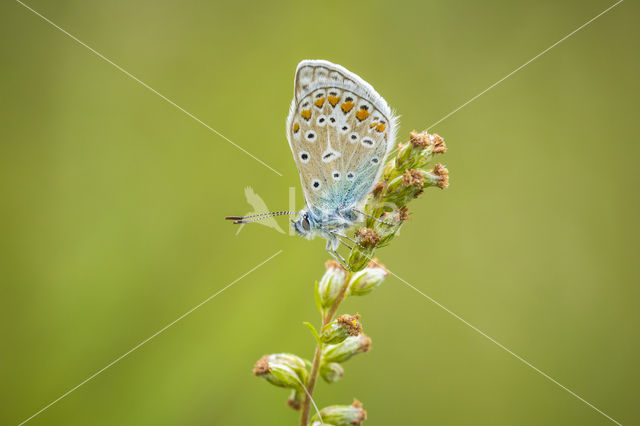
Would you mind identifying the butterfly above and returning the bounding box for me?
[227,60,397,267]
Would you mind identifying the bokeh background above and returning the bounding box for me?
[1,0,638,425]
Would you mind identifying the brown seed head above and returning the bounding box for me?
[398,206,410,221]
[372,181,386,197]
[409,130,429,148]
[252,356,270,376]
[433,163,450,189]
[355,227,380,248]
[337,314,362,336]
[286,396,302,410]
[402,169,425,187]
[430,133,447,153]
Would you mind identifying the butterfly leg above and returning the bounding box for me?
[334,237,353,251]
[325,240,351,270]
[330,249,351,271]
[332,231,365,250]
[352,208,394,227]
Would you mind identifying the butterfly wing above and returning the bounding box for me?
[286,60,398,216]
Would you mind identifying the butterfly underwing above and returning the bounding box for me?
[286,60,398,252]
[227,60,398,266]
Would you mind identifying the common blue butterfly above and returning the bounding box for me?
[227,60,398,266]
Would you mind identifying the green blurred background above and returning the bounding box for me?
[1,0,638,424]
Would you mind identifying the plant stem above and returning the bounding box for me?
[300,343,323,426]
[299,271,352,426]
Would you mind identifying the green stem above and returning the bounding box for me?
[299,271,352,426]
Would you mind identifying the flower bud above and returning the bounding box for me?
[322,333,372,363]
[319,361,344,383]
[316,260,347,310]
[395,141,414,170]
[348,259,389,296]
[320,314,362,344]
[384,168,428,206]
[347,245,370,272]
[252,353,308,391]
[311,400,367,426]
[373,208,408,248]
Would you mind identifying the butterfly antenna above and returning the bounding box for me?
[225,211,299,224]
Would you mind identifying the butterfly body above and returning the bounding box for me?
[292,204,357,247]
[287,60,398,260]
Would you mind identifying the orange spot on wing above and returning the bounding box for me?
[355,109,370,121]
[341,101,355,113]
[301,109,311,120]
[314,97,326,108]
[328,96,340,107]
[376,123,386,132]
[293,123,300,133]
[369,122,378,128]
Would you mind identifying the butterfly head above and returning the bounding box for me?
[291,209,318,239]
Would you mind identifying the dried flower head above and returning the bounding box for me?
[337,314,362,336]
[372,181,386,198]
[398,206,410,221]
[409,130,429,147]
[433,163,449,189]
[321,314,362,344]
[287,389,304,410]
[252,356,270,376]
[252,353,308,391]
[355,227,380,248]
[402,169,425,187]
[430,133,447,153]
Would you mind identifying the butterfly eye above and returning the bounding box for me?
[311,179,322,190]
[302,215,311,231]
[332,171,341,180]
[349,132,359,143]
[299,151,310,163]
[316,115,327,126]
[305,130,316,141]
[340,124,350,134]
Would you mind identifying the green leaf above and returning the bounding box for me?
[303,321,322,344]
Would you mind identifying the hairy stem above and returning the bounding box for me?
[299,271,352,426]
